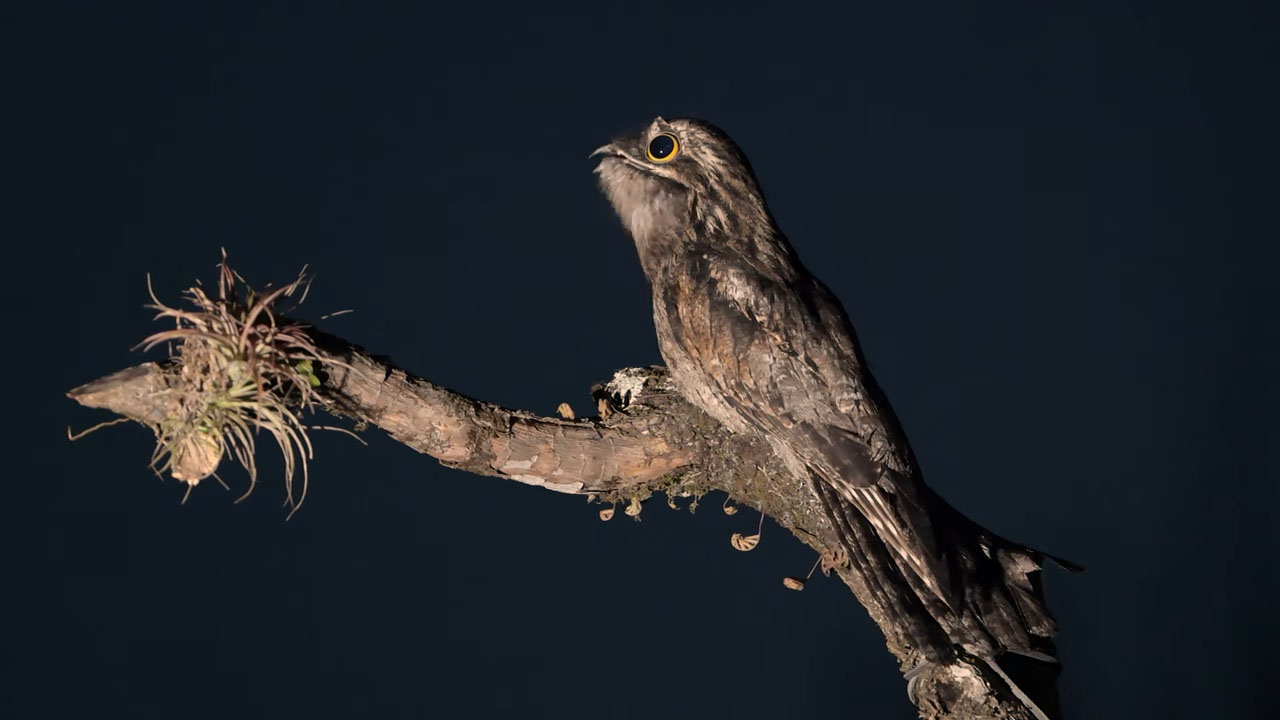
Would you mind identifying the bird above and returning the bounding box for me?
[592,117,1067,674]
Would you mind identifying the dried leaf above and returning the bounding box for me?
[598,507,615,521]
[782,577,806,591]
[625,497,643,518]
[556,402,575,420]
[730,532,760,552]
[721,495,739,515]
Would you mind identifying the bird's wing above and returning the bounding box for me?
[662,250,906,484]
[661,250,954,610]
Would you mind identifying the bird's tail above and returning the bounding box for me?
[930,487,1081,660]
[813,476,1077,719]
[812,473,1077,662]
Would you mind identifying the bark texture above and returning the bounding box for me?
[68,329,1064,720]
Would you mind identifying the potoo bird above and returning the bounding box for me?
[593,117,1064,669]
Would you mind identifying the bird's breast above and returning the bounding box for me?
[649,277,756,436]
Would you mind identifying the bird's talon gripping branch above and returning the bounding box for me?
[904,662,934,706]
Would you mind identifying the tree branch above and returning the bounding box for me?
[69,328,1062,719]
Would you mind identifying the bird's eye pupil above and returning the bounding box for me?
[648,134,677,161]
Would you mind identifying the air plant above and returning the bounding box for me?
[129,251,346,516]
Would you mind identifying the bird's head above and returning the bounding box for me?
[592,117,775,270]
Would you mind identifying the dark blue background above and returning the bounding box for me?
[7,2,1276,718]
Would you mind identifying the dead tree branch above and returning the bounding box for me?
[69,326,1063,719]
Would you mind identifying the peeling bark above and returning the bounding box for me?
[68,330,1064,720]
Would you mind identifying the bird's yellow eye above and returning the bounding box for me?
[646,133,679,163]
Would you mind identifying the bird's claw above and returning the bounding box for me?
[904,660,933,703]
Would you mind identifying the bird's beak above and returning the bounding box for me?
[589,143,620,159]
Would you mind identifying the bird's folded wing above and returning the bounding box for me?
[663,250,908,484]
[663,250,954,609]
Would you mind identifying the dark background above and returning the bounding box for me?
[6,2,1277,718]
